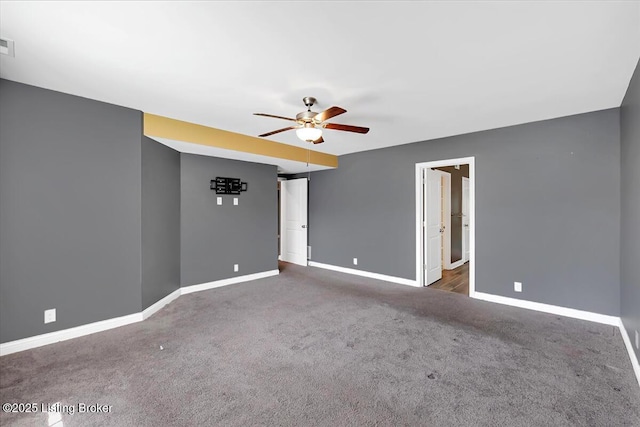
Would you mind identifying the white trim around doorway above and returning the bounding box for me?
[415,157,475,295]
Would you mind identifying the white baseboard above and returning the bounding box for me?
[471,292,640,387]
[472,291,620,326]
[447,260,464,270]
[619,319,640,387]
[142,288,182,320]
[181,270,279,295]
[0,313,142,356]
[3,270,638,389]
[309,261,417,287]
[0,269,279,357]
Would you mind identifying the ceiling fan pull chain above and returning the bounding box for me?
[307,145,311,181]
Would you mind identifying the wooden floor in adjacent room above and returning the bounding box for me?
[428,262,469,295]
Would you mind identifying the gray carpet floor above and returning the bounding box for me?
[1,262,638,426]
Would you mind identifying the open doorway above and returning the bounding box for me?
[277,177,284,260]
[416,157,475,296]
[279,177,308,266]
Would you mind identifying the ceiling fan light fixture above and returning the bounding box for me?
[296,126,322,142]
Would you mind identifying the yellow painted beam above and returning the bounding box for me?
[143,113,338,168]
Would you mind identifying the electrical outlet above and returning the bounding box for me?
[44,308,56,324]
[514,281,522,293]
[635,330,639,350]
[0,38,15,57]
[234,264,239,272]
[353,258,358,265]
[233,198,238,206]
[216,197,222,205]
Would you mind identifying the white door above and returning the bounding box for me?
[280,178,308,266]
[425,169,443,285]
[462,177,470,263]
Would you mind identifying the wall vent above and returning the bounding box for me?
[0,38,15,57]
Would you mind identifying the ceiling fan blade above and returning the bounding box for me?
[254,113,299,123]
[323,123,370,134]
[314,106,346,123]
[312,136,324,144]
[258,126,298,137]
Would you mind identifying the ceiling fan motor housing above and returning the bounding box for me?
[296,110,318,123]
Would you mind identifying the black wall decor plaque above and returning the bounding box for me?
[211,177,248,195]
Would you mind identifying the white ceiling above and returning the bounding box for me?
[1,1,639,171]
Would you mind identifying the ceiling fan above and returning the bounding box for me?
[254,96,369,144]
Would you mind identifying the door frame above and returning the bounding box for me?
[462,176,470,264]
[277,177,286,261]
[415,157,475,295]
[280,177,308,266]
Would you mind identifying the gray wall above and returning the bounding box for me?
[620,60,640,360]
[309,109,621,315]
[0,80,142,343]
[142,137,180,309]
[0,79,279,343]
[435,165,470,263]
[181,154,278,286]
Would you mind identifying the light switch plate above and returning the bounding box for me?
[217,197,222,205]
[233,198,238,206]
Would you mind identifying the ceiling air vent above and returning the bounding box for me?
[0,38,15,57]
